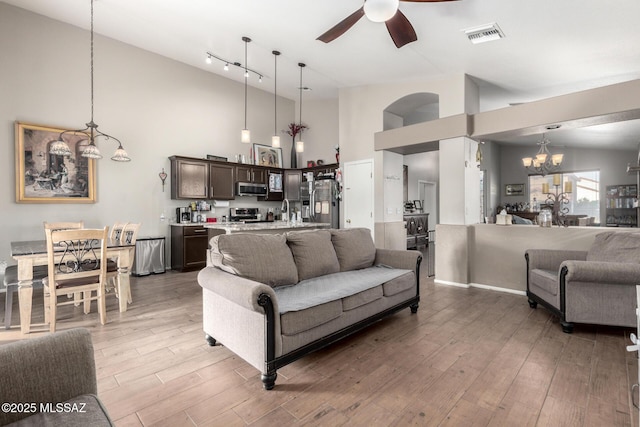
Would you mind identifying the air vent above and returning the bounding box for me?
[463,23,505,44]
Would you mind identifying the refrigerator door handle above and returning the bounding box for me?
[310,189,315,220]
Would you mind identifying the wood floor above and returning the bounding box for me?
[1,266,638,426]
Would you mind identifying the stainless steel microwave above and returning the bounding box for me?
[236,182,267,196]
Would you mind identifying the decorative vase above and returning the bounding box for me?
[290,137,297,168]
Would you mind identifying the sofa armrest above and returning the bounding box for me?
[374,249,422,272]
[198,266,279,314]
[525,249,587,271]
[0,328,98,426]
[562,260,640,285]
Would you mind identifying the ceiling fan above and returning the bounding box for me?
[317,0,460,49]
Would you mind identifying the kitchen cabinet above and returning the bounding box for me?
[209,162,235,200]
[171,225,209,272]
[170,157,208,200]
[260,169,284,202]
[236,165,266,184]
[284,169,301,201]
[169,156,235,200]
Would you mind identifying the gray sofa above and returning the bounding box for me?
[0,328,113,426]
[198,228,422,389]
[526,231,640,333]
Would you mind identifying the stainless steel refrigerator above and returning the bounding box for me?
[302,178,339,229]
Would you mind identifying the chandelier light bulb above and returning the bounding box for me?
[364,0,400,22]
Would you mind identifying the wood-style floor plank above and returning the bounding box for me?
[1,253,638,426]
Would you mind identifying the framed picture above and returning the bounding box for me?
[15,121,96,203]
[505,183,525,196]
[252,143,283,168]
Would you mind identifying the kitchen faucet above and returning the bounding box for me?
[281,199,289,222]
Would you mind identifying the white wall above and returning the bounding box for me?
[0,3,339,265]
[293,98,339,167]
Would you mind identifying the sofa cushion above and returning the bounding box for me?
[382,271,415,296]
[280,300,342,336]
[286,230,340,281]
[209,234,298,288]
[530,269,558,296]
[330,228,376,272]
[342,286,383,311]
[587,232,640,263]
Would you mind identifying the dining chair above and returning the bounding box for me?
[42,227,109,332]
[106,222,141,305]
[43,221,85,317]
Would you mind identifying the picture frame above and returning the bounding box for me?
[505,183,525,196]
[252,143,283,168]
[15,121,96,203]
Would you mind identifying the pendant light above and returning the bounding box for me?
[52,0,130,162]
[271,50,281,148]
[241,36,251,144]
[296,63,306,153]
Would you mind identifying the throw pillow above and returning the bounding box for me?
[586,232,640,263]
[330,228,376,271]
[286,230,340,281]
[209,233,298,287]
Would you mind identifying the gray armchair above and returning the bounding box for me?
[0,328,113,426]
[525,231,640,333]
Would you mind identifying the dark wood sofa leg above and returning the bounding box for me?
[261,371,277,390]
[410,303,419,314]
[528,299,538,309]
[561,321,574,334]
[205,334,217,346]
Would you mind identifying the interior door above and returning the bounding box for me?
[343,159,374,231]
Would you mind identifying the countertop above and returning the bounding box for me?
[203,221,331,234]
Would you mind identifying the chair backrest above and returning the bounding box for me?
[121,222,141,245]
[45,227,109,286]
[110,222,129,243]
[43,221,84,233]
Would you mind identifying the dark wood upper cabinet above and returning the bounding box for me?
[170,157,208,200]
[208,163,235,200]
[236,165,266,184]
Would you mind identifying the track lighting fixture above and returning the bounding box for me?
[204,51,263,80]
[296,63,306,153]
[206,54,212,64]
[241,36,251,144]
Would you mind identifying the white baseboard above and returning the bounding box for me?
[434,279,526,296]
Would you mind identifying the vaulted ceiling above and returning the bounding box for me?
[4,0,640,150]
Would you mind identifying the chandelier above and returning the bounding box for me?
[50,0,130,162]
[522,134,563,176]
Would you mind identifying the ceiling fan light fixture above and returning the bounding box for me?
[364,0,399,23]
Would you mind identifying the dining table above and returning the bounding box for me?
[10,238,135,334]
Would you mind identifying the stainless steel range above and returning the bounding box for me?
[229,207,265,223]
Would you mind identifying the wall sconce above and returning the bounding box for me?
[159,168,167,192]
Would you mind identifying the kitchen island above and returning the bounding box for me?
[204,221,331,235]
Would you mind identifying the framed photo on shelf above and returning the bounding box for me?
[505,183,525,196]
[252,143,283,168]
[15,121,96,203]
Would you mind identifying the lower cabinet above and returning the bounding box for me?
[171,225,209,272]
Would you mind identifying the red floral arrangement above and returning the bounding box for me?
[285,123,308,138]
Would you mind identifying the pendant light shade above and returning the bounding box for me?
[241,36,251,144]
[272,50,281,148]
[52,0,130,162]
[297,62,306,153]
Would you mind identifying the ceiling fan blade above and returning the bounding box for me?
[385,10,417,48]
[317,7,365,43]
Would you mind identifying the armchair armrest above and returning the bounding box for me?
[198,266,279,313]
[374,249,422,272]
[562,260,640,285]
[525,249,587,271]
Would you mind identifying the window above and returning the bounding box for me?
[529,170,600,223]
